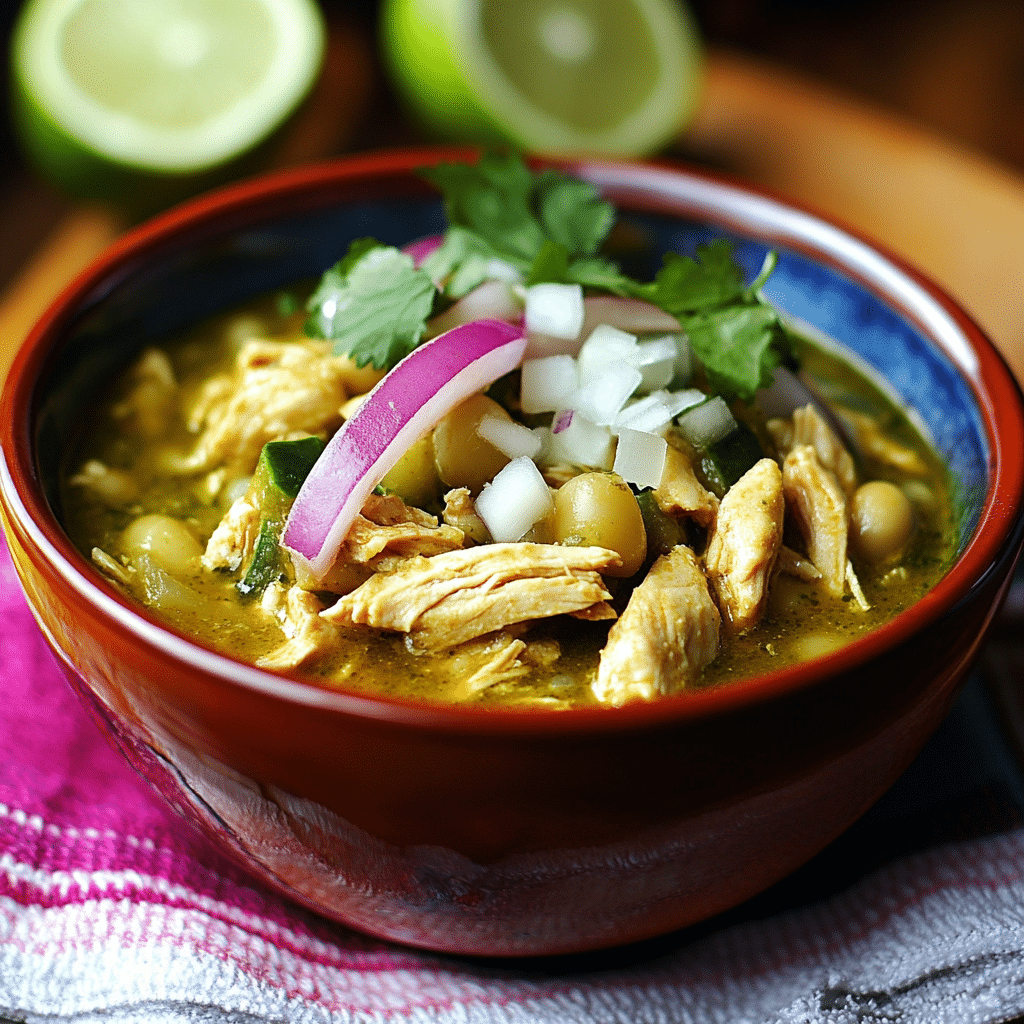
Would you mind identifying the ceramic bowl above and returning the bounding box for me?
[2,148,1023,957]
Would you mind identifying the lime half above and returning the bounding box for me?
[12,0,325,212]
[380,0,702,156]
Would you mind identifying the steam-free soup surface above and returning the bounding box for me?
[61,292,954,709]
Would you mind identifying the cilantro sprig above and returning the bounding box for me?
[305,152,794,399]
[305,239,437,369]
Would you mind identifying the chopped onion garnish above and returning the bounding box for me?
[425,280,523,338]
[634,336,678,392]
[572,360,644,425]
[477,414,543,459]
[475,456,553,542]
[552,409,574,435]
[525,283,584,342]
[483,259,522,282]
[283,319,527,580]
[664,388,706,418]
[577,324,637,384]
[676,396,737,449]
[520,354,579,414]
[613,393,673,435]
[546,411,614,469]
[613,428,668,490]
[579,296,681,340]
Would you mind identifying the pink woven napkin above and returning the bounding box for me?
[3,527,1024,1023]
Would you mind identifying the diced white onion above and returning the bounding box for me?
[484,259,522,282]
[674,334,693,384]
[545,411,614,469]
[525,283,585,340]
[577,324,637,384]
[475,456,554,542]
[613,428,668,490]
[676,396,737,449]
[633,336,678,392]
[477,414,543,459]
[571,361,644,425]
[663,388,706,417]
[520,354,579,413]
[613,394,673,435]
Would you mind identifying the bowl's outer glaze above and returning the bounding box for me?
[2,148,1023,956]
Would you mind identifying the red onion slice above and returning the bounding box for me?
[579,296,681,341]
[283,319,527,580]
[402,234,444,267]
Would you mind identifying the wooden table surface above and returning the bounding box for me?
[2,46,1023,389]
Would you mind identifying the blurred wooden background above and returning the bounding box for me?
[1,0,1022,371]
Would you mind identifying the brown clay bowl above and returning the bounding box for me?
[2,147,1023,956]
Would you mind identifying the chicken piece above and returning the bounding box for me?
[67,459,140,508]
[442,487,490,544]
[448,635,530,701]
[836,409,930,476]
[782,444,848,598]
[322,543,619,649]
[592,545,720,706]
[175,338,351,475]
[704,458,784,633]
[339,493,465,567]
[110,348,178,438]
[653,443,719,527]
[201,496,261,571]
[257,582,340,670]
[767,403,857,498]
[775,545,822,582]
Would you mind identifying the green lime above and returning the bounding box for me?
[380,0,702,156]
[11,0,325,215]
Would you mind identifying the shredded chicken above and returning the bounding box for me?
[837,408,930,476]
[442,487,490,544]
[704,458,784,633]
[322,543,619,649]
[782,444,848,598]
[110,348,178,438]
[202,497,261,571]
[653,442,719,527]
[91,547,134,586]
[592,545,720,706]
[338,493,465,567]
[67,460,140,508]
[174,338,351,475]
[768,403,857,498]
[447,635,531,701]
[775,545,823,582]
[257,582,339,670]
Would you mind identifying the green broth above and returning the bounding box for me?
[61,302,956,708]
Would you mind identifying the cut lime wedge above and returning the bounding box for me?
[12,0,325,211]
[380,0,702,156]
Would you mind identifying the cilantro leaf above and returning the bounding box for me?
[419,152,546,266]
[534,169,614,257]
[641,240,746,314]
[418,151,616,279]
[305,241,437,369]
[684,304,791,401]
[419,226,507,297]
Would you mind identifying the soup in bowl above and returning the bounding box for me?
[1,148,1022,955]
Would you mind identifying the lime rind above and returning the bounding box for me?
[13,0,325,175]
